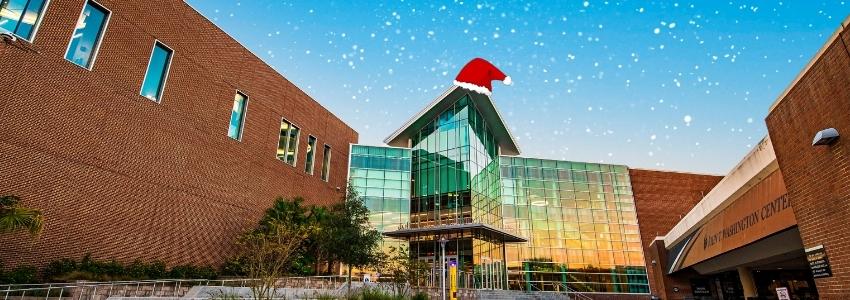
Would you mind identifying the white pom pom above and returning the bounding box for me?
[503,76,513,85]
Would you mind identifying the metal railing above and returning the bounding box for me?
[0,277,352,300]
[506,280,593,300]
[1,276,599,300]
[558,283,593,300]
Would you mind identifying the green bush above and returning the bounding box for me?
[42,258,77,280]
[40,254,217,282]
[145,261,167,278]
[0,265,38,284]
[219,256,247,276]
[126,259,149,279]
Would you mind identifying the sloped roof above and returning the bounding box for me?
[383,86,521,155]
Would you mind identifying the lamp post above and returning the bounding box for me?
[440,236,447,300]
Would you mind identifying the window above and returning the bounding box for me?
[227,92,248,140]
[0,0,49,41]
[276,119,299,166]
[304,136,317,174]
[140,41,173,102]
[321,144,331,181]
[65,0,109,69]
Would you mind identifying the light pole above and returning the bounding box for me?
[440,236,447,300]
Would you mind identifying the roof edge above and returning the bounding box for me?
[383,86,459,145]
[383,85,521,155]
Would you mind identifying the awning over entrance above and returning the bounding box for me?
[382,223,527,243]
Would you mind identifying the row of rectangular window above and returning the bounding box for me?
[275,119,332,181]
[3,0,333,181]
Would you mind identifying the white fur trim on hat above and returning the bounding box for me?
[454,80,492,96]
[503,76,512,85]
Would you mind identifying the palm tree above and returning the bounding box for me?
[0,195,43,236]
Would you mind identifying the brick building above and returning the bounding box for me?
[765,16,850,300]
[628,169,723,297]
[5,0,850,299]
[639,15,850,300]
[0,0,356,267]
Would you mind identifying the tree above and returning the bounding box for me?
[372,245,430,298]
[324,185,382,294]
[0,195,43,236]
[304,205,334,275]
[233,197,316,300]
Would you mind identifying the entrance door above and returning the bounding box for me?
[478,257,504,290]
[419,255,459,288]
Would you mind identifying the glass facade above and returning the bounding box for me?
[500,157,649,293]
[410,95,502,229]
[349,145,411,233]
[140,42,173,102]
[0,0,48,41]
[407,94,507,289]
[349,90,649,295]
[349,145,411,261]
[65,1,109,69]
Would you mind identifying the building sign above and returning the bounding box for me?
[805,245,833,278]
[676,170,796,270]
[776,287,790,300]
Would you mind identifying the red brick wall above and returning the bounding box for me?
[766,24,850,299]
[0,0,357,268]
[629,169,722,299]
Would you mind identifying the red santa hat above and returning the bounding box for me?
[453,58,512,96]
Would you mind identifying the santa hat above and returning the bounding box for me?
[453,58,512,96]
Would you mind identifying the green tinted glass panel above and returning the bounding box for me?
[500,157,649,294]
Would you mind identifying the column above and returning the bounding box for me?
[737,266,758,299]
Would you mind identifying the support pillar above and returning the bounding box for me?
[737,267,757,299]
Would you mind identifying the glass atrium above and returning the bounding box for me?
[349,87,649,294]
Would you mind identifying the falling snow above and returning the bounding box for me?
[187,0,847,174]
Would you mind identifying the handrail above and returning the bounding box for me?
[0,276,352,290]
[505,279,595,300]
[1,276,353,300]
[558,282,593,300]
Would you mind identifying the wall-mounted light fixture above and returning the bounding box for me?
[812,128,840,146]
[0,31,17,43]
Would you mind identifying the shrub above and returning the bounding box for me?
[191,265,219,279]
[42,258,77,281]
[0,265,38,284]
[144,261,167,279]
[41,255,217,281]
[220,256,247,276]
[126,259,149,279]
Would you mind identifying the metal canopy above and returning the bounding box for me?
[382,86,521,156]
[382,222,528,243]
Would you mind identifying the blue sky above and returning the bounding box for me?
[186,1,848,174]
